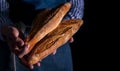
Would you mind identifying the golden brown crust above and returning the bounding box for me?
[26,19,83,65]
[26,9,51,42]
[25,2,72,55]
[20,2,84,67]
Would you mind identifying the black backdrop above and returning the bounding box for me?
[70,0,98,71]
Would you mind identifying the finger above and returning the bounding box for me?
[9,44,17,52]
[14,47,20,51]
[52,49,57,55]
[18,45,29,58]
[7,39,16,51]
[16,37,24,46]
[8,27,19,40]
[9,44,20,55]
[37,63,40,66]
[35,63,40,67]
[7,39,20,55]
[29,65,34,69]
[19,30,25,40]
[1,26,19,40]
[69,37,74,43]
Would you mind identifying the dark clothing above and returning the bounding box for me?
[0,0,84,71]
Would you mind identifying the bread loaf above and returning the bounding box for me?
[22,19,83,66]
[25,2,71,55]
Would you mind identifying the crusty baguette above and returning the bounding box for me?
[27,9,51,40]
[25,2,71,54]
[22,19,83,66]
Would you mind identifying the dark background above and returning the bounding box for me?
[70,0,117,70]
[70,0,99,71]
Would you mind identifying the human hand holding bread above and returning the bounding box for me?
[2,2,83,69]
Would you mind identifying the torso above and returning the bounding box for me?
[7,0,68,25]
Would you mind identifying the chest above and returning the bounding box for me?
[8,0,68,25]
[21,0,67,9]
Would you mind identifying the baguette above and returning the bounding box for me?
[25,2,71,55]
[22,19,83,66]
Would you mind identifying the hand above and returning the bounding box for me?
[1,26,28,56]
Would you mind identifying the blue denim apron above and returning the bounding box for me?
[5,0,73,71]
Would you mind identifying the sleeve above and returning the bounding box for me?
[0,0,14,41]
[64,0,84,20]
[0,12,14,41]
